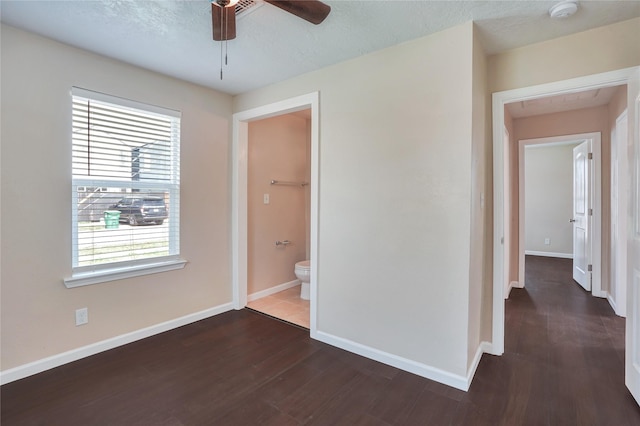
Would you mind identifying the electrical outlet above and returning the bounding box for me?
[544,238,550,245]
[75,308,88,326]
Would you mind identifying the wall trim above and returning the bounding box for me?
[506,280,521,299]
[524,250,573,259]
[481,340,501,356]
[247,279,300,302]
[0,302,234,386]
[315,330,478,391]
[607,292,621,316]
[465,341,493,389]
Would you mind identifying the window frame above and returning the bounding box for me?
[64,88,185,288]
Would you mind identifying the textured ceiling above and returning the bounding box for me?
[1,1,639,95]
[506,85,622,118]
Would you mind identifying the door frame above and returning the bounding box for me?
[611,110,629,317]
[517,134,602,296]
[231,92,320,334]
[491,67,639,356]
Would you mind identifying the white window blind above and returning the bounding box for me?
[69,87,181,282]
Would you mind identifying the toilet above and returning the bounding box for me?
[294,260,311,300]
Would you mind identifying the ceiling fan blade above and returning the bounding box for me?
[212,3,237,41]
[264,0,331,25]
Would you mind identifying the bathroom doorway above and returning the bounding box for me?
[245,110,311,328]
[231,92,320,333]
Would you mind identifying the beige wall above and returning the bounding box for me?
[524,143,579,255]
[468,25,490,368]
[247,114,310,294]
[1,25,233,370]
[489,18,640,93]
[3,14,638,388]
[236,22,478,377]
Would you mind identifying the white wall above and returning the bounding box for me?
[524,143,578,256]
[1,24,233,372]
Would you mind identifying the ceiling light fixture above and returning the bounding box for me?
[549,1,578,19]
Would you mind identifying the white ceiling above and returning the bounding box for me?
[1,1,639,96]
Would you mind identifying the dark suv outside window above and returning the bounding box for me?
[110,196,168,226]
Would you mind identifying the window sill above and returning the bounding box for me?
[64,258,187,288]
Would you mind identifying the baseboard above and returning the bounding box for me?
[525,250,573,259]
[592,289,607,299]
[313,330,469,391]
[506,280,524,299]
[247,279,300,302]
[606,292,626,317]
[480,340,501,356]
[607,292,617,312]
[465,341,492,390]
[0,302,234,386]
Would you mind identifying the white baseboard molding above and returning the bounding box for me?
[592,289,608,299]
[0,302,234,386]
[505,281,521,299]
[480,340,501,356]
[606,292,626,317]
[607,292,618,313]
[465,341,493,389]
[247,279,300,302]
[314,330,472,391]
[525,250,573,259]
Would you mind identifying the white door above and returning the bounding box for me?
[627,82,640,406]
[572,141,591,291]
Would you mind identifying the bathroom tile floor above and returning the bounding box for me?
[247,285,309,328]
[246,285,310,329]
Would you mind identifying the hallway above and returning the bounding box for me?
[466,255,638,425]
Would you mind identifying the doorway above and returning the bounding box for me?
[232,92,320,334]
[491,68,637,356]
[494,71,640,405]
[244,110,311,328]
[517,133,602,298]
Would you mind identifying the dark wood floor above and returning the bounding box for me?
[2,256,639,425]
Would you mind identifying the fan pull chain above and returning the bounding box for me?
[219,5,230,79]
[220,5,227,79]
[224,6,228,65]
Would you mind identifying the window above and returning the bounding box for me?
[65,88,184,287]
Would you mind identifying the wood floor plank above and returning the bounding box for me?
[306,374,390,425]
[2,256,639,425]
[367,370,428,424]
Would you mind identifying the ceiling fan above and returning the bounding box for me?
[211,0,331,41]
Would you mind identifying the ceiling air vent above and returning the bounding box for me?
[235,0,264,18]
